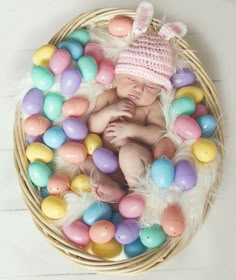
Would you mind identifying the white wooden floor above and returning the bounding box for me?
[1,0,236,279]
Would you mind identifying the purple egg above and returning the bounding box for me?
[171,68,196,88]
[92,147,118,174]
[22,88,44,115]
[26,134,43,144]
[115,219,141,245]
[174,160,197,190]
[62,117,88,140]
[60,68,81,96]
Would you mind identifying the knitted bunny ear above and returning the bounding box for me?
[158,22,187,40]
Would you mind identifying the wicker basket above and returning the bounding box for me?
[13,7,224,275]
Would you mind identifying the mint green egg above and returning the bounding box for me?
[169,97,196,119]
[77,55,98,81]
[43,92,64,121]
[31,66,55,91]
[28,161,53,187]
[140,224,167,248]
[67,28,91,46]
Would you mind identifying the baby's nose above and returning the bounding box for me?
[134,82,144,92]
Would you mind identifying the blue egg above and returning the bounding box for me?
[111,212,123,228]
[58,40,83,60]
[43,127,67,149]
[124,238,147,258]
[196,114,217,138]
[151,158,175,188]
[40,186,50,198]
[82,202,112,226]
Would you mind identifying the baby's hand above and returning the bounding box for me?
[104,121,134,143]
[109,100,135,118]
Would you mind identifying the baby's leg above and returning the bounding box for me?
[119,143,153,189]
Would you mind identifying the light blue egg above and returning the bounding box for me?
[67,29,91,46]
[82,202,112,226]
[77,55,98,81]
[31,66,55,91]
[124,238,147,258]
[151,158,175,188]
[140,224,167,248]
[43,92,64,121]
[40,186,50,198]
[196,114,217,138]
[43,127,67,149]
[28,161,52,187]
[169,97,196,119]
[58,40,83,60]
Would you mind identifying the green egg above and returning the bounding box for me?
[43,92,64,121]
[67,28,91,46]
[31,65,55,91]
[168,96,196,119]
[28,161,53,187]
[140,224,167,248]
[77,55,98,81]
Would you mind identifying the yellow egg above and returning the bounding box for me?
[26,142,54,163]
[71,174,91,193]
[176,86,204,103]
[33,44,57,67]
[91,239,122,259]
[193,138,217,163]
[41,196,67,219]
[83,133,103,155]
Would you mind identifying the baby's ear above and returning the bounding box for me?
[158,22,187,40]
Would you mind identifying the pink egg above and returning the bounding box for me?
[49,49,71,75]
[58,142,87,164]
[108,17,133,37]
[47,174,70,194]
[62,97,90,117]
[84,42,104,63]
[119,194,145,218]
[23,114,51,136]
[191,103,209,119]
[89,220,115,244]
[96,59,115,85]
[63,220,90,246]
[174,115,201,140]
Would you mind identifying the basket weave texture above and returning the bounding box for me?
[14,8,224,275]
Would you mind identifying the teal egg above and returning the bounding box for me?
[77,55,98,81]
[31,66,55,91]
[140,224,167,248]
[28,161,53,187]
[124,238,147,258]
[67,29,91,46]
[196,114,217,138]
[151,158,175,188]
[43,93,64,121]
[169,97,196,119]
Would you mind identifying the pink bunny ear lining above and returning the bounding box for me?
[158,22,187,40]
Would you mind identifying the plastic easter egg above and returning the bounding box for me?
[26,135,43,144]
[23,114,51,136]
[196,114,217,138]
[168,97,196,119]
[41,196,67,219]
[89,220,115,244]
[63,220,90,246]
[124,238,147,258]
[91,239,122,259]
[67,29,91,46]
[58,40,83,60]
[191,103,209,119]
[176,86,204,103]
[26,142,53,163]
[70,174,91,193]
[31,66,55,91]
[62,97,90,118]
[83,133,103,155]
[115,219,140,245]
[60,68,81,96]
[161,205,185,237]
[62,118,88,141]
[28,161,52,187]
[151,158,175,189]
[140,224,167,248]
[58,142,87,164]
[174,160,197,190]
[174,115,201,140]
[92,147,118,173]
[108,17,133,37]
[43,93,64,121]
[22,88,44,115]
[82,201,112,226]
[111,212,123,228]
[47,174,70,194]
[84,42,104,63]
[153,137,176,160]
[119,194,145,219]
[171,68,196,88]
[77,55,98,81]
[43,127,67,149]
[193,138,217,163]
[40,186,50,198]
[32,44,57,67]
[49,49,71,76]
[96,59,115,85]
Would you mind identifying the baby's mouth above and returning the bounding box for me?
[128,94,140,101]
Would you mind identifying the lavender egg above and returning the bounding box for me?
[60,68,81,96]
[115,219,140,245]
[171,68,196,88]
[92,147,118,173]
[63,118,88,140]
[22,88,44,115]
[174,160,197,191]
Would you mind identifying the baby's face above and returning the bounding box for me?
[116,74,162,106]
